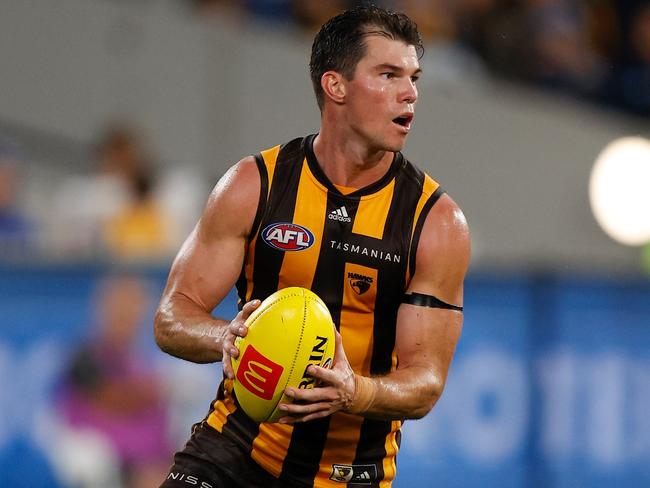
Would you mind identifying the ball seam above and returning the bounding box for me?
[273,291,306,420]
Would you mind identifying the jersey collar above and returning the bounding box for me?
[302,134,404,198]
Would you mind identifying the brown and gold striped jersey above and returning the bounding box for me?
[206,134,443,487]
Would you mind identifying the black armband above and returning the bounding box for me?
[402,292,463,312]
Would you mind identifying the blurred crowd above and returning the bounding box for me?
[51,124,172,260]
[0,124,199,484]
[54,274,172,488]
[191,0,650,117]
[0,122,205,264]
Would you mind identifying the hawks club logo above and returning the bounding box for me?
[262,222,315,251]
[348,272,373,295]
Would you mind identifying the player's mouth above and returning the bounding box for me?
[392,113,414,132]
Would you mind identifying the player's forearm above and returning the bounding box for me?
[154,292,229,364]
[350,367,444,420]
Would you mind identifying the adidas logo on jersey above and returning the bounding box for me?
[353,471,371,481]
[328,206,351,223]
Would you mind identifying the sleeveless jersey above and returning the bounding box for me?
[206,134,443,487]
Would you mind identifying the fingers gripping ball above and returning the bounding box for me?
[232,287,336,423]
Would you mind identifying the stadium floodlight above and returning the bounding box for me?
[590,136,650,246]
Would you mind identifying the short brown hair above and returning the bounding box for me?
[309,5,423,109]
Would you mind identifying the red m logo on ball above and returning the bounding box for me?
[236,345,284,400]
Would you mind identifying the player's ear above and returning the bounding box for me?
[321,71,346,104]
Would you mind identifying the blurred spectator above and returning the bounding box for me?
[585,0,621,61]
[95,124,172,260]
[378,0,458,42]
[604,2,650,115]
[247,0,293,23]
[56,274,171,488]
[528,0,606,98]
[0,137,34,258]
[94,124,149,183]
[103,174,170,260]
[291,0,350,31]
[454,0,535,80]
[51,123,172,260]
[190,0,295,23]
[408,0,458,42]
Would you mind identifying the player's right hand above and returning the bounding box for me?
[222,299,261,379]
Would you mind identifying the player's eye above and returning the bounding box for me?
[381,72,394,79]
[410,75,420,83]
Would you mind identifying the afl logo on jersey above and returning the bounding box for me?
[262,222,315,252]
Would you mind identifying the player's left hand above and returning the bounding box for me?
[222,299,260,380]
[277,329,356,424]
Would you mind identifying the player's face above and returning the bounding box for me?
[344,35,421,152]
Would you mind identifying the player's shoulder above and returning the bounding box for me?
[420,192,470,264]
[214,134,307,198]
[256,135,311,170]
[430,193,468,233]
[210,155,260,202]
[198,155,262,238]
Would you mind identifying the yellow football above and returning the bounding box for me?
[232,287,336,423]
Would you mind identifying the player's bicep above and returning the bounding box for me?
[395,305,462,376]
[165,224,245,313]
[162,157,261,312]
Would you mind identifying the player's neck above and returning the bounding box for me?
[313,126,394,189]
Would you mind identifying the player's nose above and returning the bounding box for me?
[399,78,418,104]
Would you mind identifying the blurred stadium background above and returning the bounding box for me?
[1,1,650,487]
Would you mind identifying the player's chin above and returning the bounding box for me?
[385,130,409,151]
[383,137,407,153]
